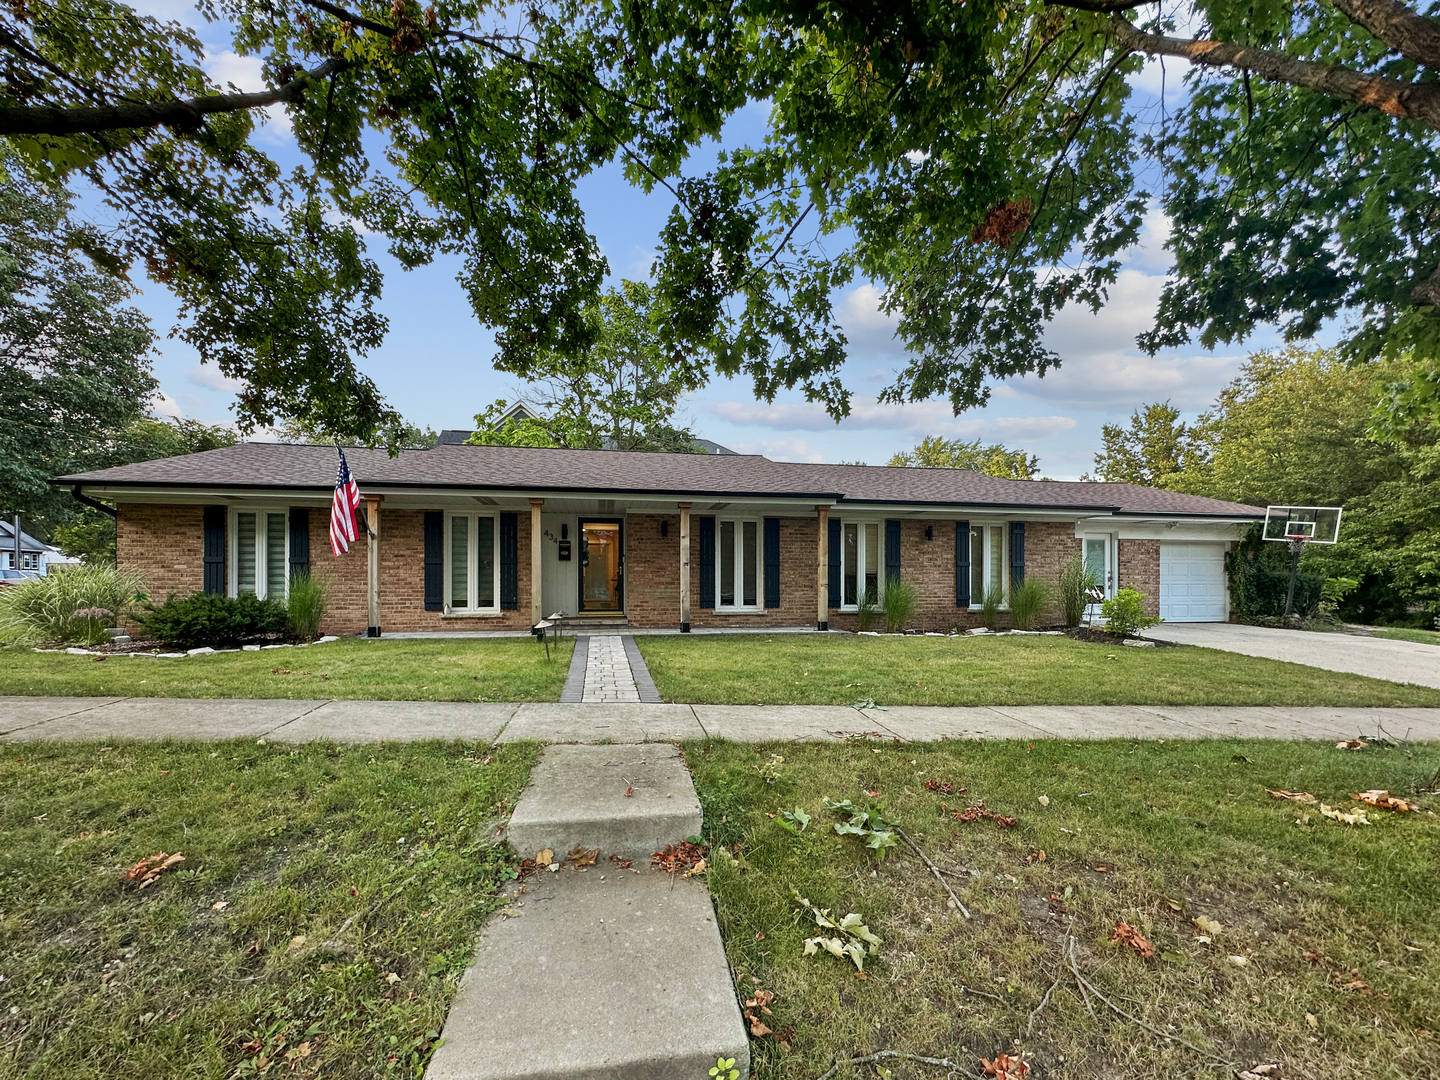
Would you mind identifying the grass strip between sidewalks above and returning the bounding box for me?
[639,634,1440,706]
[687,736,1440,1080]
[0,739,539,1079]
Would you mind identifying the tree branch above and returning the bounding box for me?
[1107,14,1440,132]
[1413,263,1440,305]
[0,57,345,137]
[1327,0,1440,70]
[1046,0,1157,11]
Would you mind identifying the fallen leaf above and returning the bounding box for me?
[1037,794,1050,806]
[980,1052,1030,1079]
[923,778,956,795]
[1193,915,1223,937]
[685,858,708,878]
[1158,895,1184,912]
[1110,921,1156,958]
[1025,848,1045,864]
[608,854,634,870]
[1341,976,1372,993]
[384,971,401,984]
[1351,790,1420,812]
[565,845,598,867]
[1267,789,1318,804]
[1237,1066,1282,1080]
[124,851,185,888]
[535,848,554,867]
[1335,738,1368,750]
[651,841,708,875]
[1306,1012,1319,1030]
[1320,803,1372,826]
[1228,954,1250,967]
[211,900,228,911]
[745,1014,772,1037]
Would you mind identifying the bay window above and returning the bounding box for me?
[716,518,761,610]
[968,524,1009,607]
[446,513,499,613]
[232,509,289,600]
[840,521,881,610]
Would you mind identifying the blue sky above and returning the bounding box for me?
[128,3,1312,480]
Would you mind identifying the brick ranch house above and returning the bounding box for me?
[58,443,1264,636]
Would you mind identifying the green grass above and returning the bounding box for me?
[0,739,539,1079]
[1378,627,1440,647]
[0,638,573,701]
[687,738,1440,1080]
[637,634,1440,706]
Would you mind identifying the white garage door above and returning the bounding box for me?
[1160,542,1228,622]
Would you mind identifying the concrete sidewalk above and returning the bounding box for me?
[3,696,1437,743]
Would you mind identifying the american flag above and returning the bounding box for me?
[329,447,362,556]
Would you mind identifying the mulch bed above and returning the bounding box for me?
[1065,627,1178,647]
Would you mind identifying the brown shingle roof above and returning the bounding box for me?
[57,443,1264,518]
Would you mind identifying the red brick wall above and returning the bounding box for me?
[1118,538,1162,617]
[117,503,204,603]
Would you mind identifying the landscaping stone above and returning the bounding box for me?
[242,645,261,652]
[187,646,216,656]
[65,647,91,655]
[316,635,339,643]
[504,743,702,861]
[425,869,747,1080]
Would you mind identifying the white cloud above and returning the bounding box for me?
[727,436,827,463]
[837,283,904,359]
[710,396,1075,443]
[204,51,292,140]
[149,391,184,419]
[188,362,245,393]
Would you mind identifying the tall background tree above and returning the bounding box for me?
[885,436,1041,479]
[1084,402,1198,487]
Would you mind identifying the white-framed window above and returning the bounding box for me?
[840,520,883,610]
[446,513,499,613]
[231,508,289,600]
[969,524,1009,608]
[716,518,762,610]
[20,552,39,571]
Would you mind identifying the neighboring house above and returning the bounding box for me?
[0,518,55,574]
[57,444,1263,636]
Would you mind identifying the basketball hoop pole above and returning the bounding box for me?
[1284,537,1307,619]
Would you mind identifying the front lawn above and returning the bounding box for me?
[689,737,1440,1080]
[0,739,538,1079]
[1378,627,1440,647]
[638,634,1440,706]
[0,638,572,701]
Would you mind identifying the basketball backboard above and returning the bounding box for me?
[1263,506,1342,544]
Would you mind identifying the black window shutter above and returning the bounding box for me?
[885,519,902,584]
[763,517,780,609]
[423,511,443,611]
[955,520,971,607]
[698,516,716,608]
[202,505,226,595]
[827,516,841,608]
[288,508,310,581]
[1010,522,1026,585]
[499,512,519,610]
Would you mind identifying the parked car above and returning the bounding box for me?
[0,568,36,587]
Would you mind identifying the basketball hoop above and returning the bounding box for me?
[1264,506,1343,619]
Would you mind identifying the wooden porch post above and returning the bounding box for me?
[365,494,383,637]
[816,504,829,631]
[529,498,544,626]
[678,502,692,632]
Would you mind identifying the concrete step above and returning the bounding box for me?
[426,868,747,1080]
[502,744,702,862]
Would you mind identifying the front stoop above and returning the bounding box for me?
[424,870,748,1080]
[503,744,702,862]
[426,742,748,1080]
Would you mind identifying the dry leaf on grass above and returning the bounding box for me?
[651,841,707,875]
[1109,921,1156,958]
[124,851,184,888]
[1237,1065,1283,1080]
[1335,738,1368,750]
[1319,803,1372,826]
[980,1052,1029,1079]
[1266,789,1318,804]
[950,801,1017,828]
[742,988,774,1037]
[1351,790,1420,812]
[1193,914,1223,937]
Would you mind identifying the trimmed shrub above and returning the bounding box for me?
[1009,576,1049,631]
[1100,587,1161,637]
[138,592,287,649]
[287,570,330,641]
[881,576,917,633]
[0,565,150,645]
[1057,554,1099,628]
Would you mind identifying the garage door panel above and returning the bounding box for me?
[1160,542,1227,622]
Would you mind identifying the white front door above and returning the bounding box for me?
[1083,534,1113,621]
[1160,542,1228,622]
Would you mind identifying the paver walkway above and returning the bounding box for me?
[560,634,662,704]
[3,696,1437,743]
[1153,622,1440,690]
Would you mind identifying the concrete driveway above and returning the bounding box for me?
[1152,622,1440,690]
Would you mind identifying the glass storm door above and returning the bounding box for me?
[1083,535,1113,619]
[579,521,623,612]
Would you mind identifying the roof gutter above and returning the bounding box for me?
[70,485,118,519]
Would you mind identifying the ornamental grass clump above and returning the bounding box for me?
[1008,576,1049,630]
[286,570,331,641]
[881,576,917,633]
[977,584,1004,631]
[0,564,149,645]
[1058,554,1100,628]
[855,592,880,632]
